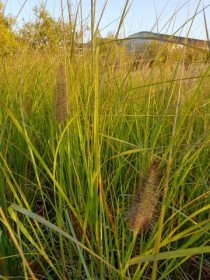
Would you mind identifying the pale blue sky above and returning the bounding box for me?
[3,0,210,40]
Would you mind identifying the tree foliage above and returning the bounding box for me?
[0,2,18,55]
[138,41,209,66]
[19,6,64,48]
[19,5,84,50]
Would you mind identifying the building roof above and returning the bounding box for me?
[126,31,209,51]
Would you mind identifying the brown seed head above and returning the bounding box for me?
[127,158,161,235]
[55,63,68,123]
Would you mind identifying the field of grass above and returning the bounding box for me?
[0,1,210,279]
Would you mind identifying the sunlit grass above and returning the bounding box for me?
[0,0,210,279]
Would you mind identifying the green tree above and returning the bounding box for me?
[19,4,90,56]
[20,5,69,48]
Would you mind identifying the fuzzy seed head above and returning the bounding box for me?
[55,63,68,123]
[127,159,161,235]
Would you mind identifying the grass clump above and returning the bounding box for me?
[0,1,210,279]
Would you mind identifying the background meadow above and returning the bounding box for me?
[0,0,210,279]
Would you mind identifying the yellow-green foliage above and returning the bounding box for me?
[139,41,209,65]
[0,13,19,55]
[0,2,210,279]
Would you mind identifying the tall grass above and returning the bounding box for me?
[0,0,210,279]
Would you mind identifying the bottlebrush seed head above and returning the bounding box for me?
[127,159,161,235]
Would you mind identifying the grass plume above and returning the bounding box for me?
[55,63,68,123]
[127,159,161,235]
